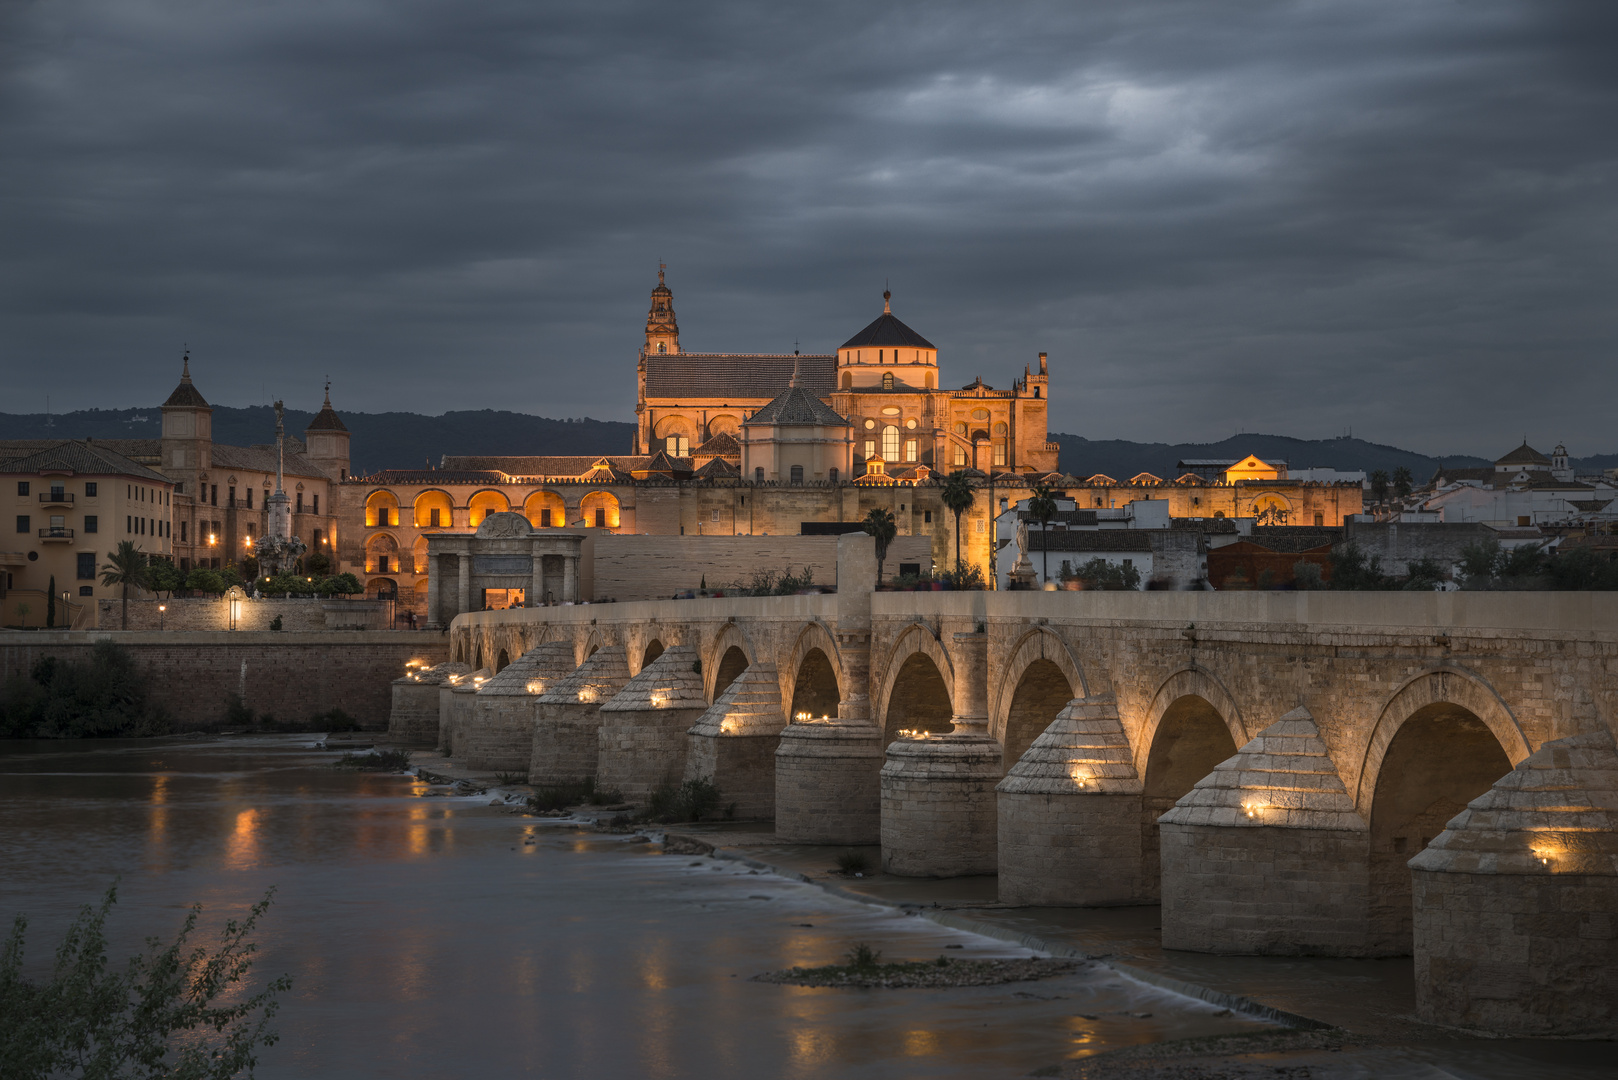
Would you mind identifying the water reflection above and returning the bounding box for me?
[0,737,1257,1079]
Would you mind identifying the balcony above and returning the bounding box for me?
[38,527,74,542]
[38,491,73,506]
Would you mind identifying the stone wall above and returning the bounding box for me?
[0,631,446,730]
[1341,520,1498,577]
[96,596,391,632]
[590,534,933,601]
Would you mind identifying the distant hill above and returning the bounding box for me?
[6,406,1607,482]
[1053,433,1497,482]
[0,406,637,477]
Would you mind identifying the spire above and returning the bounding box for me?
[658,261,666,286]
[883,288,891,315]
[181,349,191,381]
[323,379,331,409]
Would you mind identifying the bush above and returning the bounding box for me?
[1061,558,1141,591]
[936,563,986,590]
[0,885,289,1079]
[185,568,227,596]
[645,776,723,823]
[835,850,871,875]
[528,776,620,811]
[731,567,816,596]
[844,943,881,969]
[331,749,412,771]
[0,641,170,739]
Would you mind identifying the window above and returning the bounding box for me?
[85,482,96,497]
[16,515,29,533]
[228,485,236,506]
[1314,512,1324,527]
[296,493,304,513]
[245,488,253,509]
[1095,497,1104,507]
[953,446,966,466]
[790,465,803,484]
[755,467,764,482]
[841,372,852,389]
[377,555,390,573]
[994,442,1006,466]
[657,343,666,354]
[210,484,218,506]
[1192,496,1200,507]
[594,508,606,528]
[127,515,133,532]
[976,519,985,533]
[84,515,97,533]
[924,510,932,523]
[904,438,917,462]
[829,468,839,483]
[312,494,319,514]
[77,553,95,579]
[882,372,895,390]
[430,508,442,527]
[180,521,187,542]
[665,436,689,456]
[711,509,720,521]
[16,482,28,496]
[878,349,884,363]
[79,585,93,597]
[864,439,876,460]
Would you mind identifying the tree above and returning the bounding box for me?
[1392,466,1413,499]
[99,541,150,630]
[148,559,184,598]
[940,471,975,570]
[1458,538,1501,587]
[862,508,897,585]
[46,576,56,629]
[0,885,289,1078]
[1369,470,1390,505]
[1027,483,1059,584]
[1329,542,1389,590]
[185,568,227,596]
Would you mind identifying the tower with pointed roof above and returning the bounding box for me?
[160,350,213,496]
[303,382,352,482]
[644,264,680,357]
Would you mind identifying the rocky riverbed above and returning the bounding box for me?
[757,955,1086,989]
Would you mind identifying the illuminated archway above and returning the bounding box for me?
[467,489,510,527]
[789,648,840,720]
[411,535,428,574]
[365,490,400,527]
[1140,674,1244,901]
[524,490,566,529]
[413,490,454,529]
[580,491,620,529]
[365,532,399,574]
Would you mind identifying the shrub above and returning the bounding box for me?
[529,777,596,811]
[1061,558,1140,591]
[0,641,170,739]
[185,568,227,596]
[835,850,871,875]
[332,749,411,771]
[844,943,881,969]
[936,563,986,591]
[0,885,289,1078]
[645,776,723,823]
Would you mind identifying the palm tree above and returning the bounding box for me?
[100,540,150,630]
[1369,469,1390,505]
[940,471,975,570]
[46,575,56,629]
[862,508,897,585]
[1027,484,1059,584]
[1392,466,1413,500]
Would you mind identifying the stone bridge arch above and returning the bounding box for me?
[705,621,756,703]
[625,622,676,675]
[876,622,956,744]
[991,627,1088,770]
[579,627,611,666]
[781,620,843,720]
[1357,665,1530,953]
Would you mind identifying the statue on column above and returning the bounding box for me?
[254,400,306,578]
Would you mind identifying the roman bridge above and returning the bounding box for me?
[392,535,1618,1033]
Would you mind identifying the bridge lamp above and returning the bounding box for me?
[526,679,546,695]
[650,690,670,708]
[1243,802,1263,819]
[578,687,597,703]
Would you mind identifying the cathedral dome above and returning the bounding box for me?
[839,290,936,350]
[835,291,938,390]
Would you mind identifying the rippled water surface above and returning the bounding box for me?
[0,736,1258,1078]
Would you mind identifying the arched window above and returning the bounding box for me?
[841,372,853,389]
[657,343,666,354]
[790,465,803,484]
[881,425,900,460]
[882,372,895,390]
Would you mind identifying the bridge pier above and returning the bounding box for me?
[1413,729,1618,1037]
[441,668,489,756]
[598,645,708,802]
[685,665,786,819]
[881,631,1001,877]
[775,721,885,843]
[997,695,1146,906]
[529,646,631,787]
[463,642,577,772]
[1159,707,1373,955]
[390,662,469,747]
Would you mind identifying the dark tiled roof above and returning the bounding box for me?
[639,450,693,475]
[838,311,936,350]
[0,439,169,482]
[693,431,741,457]
[162,361,210,408]
[693,457,740,479]
[351,469,508,485]
[440,455,654,478]
[1248,526,1345,553]
[305,392,348,432]
[744,386,851,427]
[1431,466,1494,485]
[1031,530,1155,553]
[210,443,327,481]
[1496,442,1551,467]
[643,353,834,400]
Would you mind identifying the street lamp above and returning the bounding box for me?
[158,603,166,631]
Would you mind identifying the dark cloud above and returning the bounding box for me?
[1,0,1614,456]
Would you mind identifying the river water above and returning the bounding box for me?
[0,736,1257,1078]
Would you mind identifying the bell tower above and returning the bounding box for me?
[644,264,680,356]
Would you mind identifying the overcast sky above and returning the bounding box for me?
[2,0,1614,456]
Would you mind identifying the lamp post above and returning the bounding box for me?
[158,603,166,631]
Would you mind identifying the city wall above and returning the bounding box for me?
[96,596,393,633]
[0,631,446,729]
[591,534,933,600]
